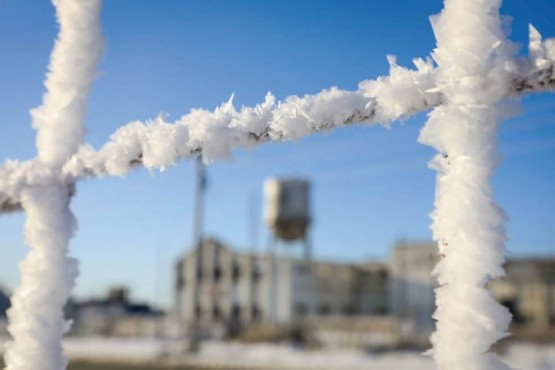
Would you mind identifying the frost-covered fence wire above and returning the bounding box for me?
[1,1,103,370]
[0,0,554,370]
[1,47,553,210]
[0,56,441,210]
[420,1,520,369]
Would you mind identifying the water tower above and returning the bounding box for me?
[264,178,311,256]
[264,178,312,322]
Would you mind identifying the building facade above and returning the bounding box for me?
[176,238,555,343]
[389,242,439,343]
[389,242,555,342]
[175,238,389,338]
[67,287,164,337]
[490,258,555,340]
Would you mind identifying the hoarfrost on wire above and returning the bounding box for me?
[0,0,554,370]
[419,1,517,368]
[3,1,103,370]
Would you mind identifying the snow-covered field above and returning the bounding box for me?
[2,337,553,369]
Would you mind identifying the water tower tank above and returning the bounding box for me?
[264,178,310,241]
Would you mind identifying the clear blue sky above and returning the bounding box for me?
[0,0,554,308]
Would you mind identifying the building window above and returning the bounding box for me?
[296,264,309,275]
[195,304,202,319]
[251,305,261,321]
[296,303,308,316]
[176,270,184,289]
[232,304,241,320]
[317,304,331,316]
[212,305,221,320]
[500,299,524,325]
[232,263,241,282]
[176,261,184,288]
[342,305,356,316]
[213,266,222,282]
[376,305,388,315]
[252,263,262,281]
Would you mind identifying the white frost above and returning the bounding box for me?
[61,79,438,179]
[4,184,78,370]
[0,1,554,370]
[32,0,103,169]
[418,0,516,369]
[3,1,103,370]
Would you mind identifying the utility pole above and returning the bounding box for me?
[189,155,206,352]
[249,192,259,321]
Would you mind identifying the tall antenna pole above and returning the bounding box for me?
[190,155,206,351]
[248,191,259,321]
[249,191,259,254]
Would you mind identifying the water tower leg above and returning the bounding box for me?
[302,235,312,326]
[303,235,312,263]
[267,235,278,324]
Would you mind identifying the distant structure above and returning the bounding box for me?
[174,170,554,347]
[264,178,311,244]
[0,287,10,336]
[67,287,165,337]
[175,238,390,340]
[490,258,555,341]
[0,286,9,318]
[264,177,311,261]
[389,242,555,343]
[389,242,439,345]
[264,178,312,323]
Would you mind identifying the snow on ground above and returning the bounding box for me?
[191,341,433,370]
[1,337,554,369]
[502,343,555,370]
[191,341,555,370]
[62,337,174,362]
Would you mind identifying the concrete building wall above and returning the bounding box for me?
[178,249,196,325]
[275,258,293,323]
[490,259,555,339]
[178,239,275,334]
[176,238,555,344]
[389,242,439,342]
[388,243,555,342]
[293,262,357,316]
[357,263,389,315]
[176,238,390,336]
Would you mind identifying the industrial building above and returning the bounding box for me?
[66,287,165,337]
[174,238,555,344]
[175,174,554,345]
[175,238,390,339]
[389,242,555,343]
[389,242,439,343]
[490,258,555,340]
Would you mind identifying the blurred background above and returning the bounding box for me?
[0,0,554,369]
